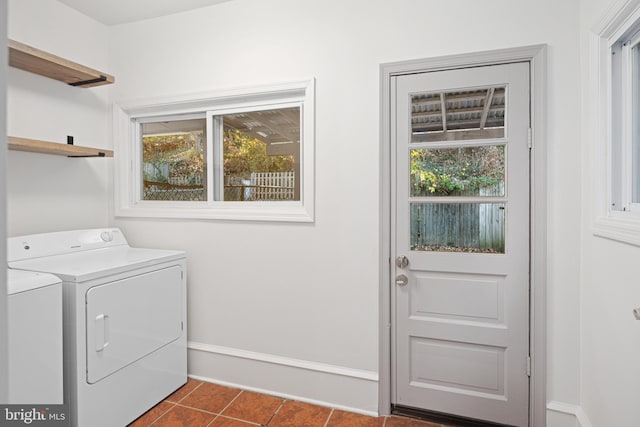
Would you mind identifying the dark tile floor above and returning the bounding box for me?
[128,379,455,427]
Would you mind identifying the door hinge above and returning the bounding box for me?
[526,355,532,377]
[527,128,532,149]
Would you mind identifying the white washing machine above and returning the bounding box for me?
[7,269,63,404]
[8,228,187,427]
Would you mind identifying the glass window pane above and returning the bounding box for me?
[632,42,640,203]
[142,118,206,201]
[220,107,300,201]
[411,203,505,253]
[411,146,505,197]
[411,86,505,143]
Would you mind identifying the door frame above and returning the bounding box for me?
[379,45,547,426]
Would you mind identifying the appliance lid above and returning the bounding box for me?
[8,246,185,283]
[7,269,61,295]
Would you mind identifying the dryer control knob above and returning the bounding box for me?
[100,231,114,242]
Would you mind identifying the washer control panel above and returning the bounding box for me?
[7,228,128,261]
[100,231,114,242]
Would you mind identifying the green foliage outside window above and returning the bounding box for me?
[410,146,504,197]
[223,129,294,178]
[143,128,293,184]
[143,132,204,185]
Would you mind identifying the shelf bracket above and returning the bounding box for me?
[69,75,108,87]
[68,152,107,158]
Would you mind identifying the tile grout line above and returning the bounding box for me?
[200,390,246,427]
[210,414,262,426]
[145,381,204,426]
[173,387,247,427]
[172,402,219,416]
[264,399,288,426]
[145,402,177,427]
[216,389,245,418]
[165,381,203,405]
[206,390,242,427]
[205,414,217,427]
[205,406,220,427]
[322,408,335,427]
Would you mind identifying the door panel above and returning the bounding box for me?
[411,272,504,322]
[393,62,530,426]
[410,338,505,395]
[85,266,183,384]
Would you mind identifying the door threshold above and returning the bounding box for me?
[391,405,517,427]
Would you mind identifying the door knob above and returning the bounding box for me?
[396,255,409,269]
[396,274,408,286]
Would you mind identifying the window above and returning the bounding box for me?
[140,116,207,202]
[114,80,314,222]
[592,0,640,245]
[408,86,508,254]
[212,107,301,202]
[633,40,640,205]
[612,27,640,213]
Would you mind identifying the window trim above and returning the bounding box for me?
[113,79,315,222]
[591,0,640,246]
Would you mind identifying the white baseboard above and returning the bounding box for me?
[547,401,593,427]
[187,341,379,416]
[190,342,598,424]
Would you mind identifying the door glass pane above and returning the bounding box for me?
[411,146,505,197]
[219,107,300,201]
[632,42,640,203]
[142,118,206,201]
[411,203,505,253]
[411,86,505,143]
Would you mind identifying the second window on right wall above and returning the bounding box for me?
[611,24,640,213]
[592,0,640,246]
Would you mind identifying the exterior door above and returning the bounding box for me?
[392,62,530,426]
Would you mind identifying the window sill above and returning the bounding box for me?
[114,203,313,223]
[593,213,640,247]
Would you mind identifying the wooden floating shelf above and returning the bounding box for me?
[8,137,113,158]
[8,39,114,88]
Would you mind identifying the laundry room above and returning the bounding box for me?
[2,0,640,426]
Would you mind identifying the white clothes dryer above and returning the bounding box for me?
[8,228,187,427]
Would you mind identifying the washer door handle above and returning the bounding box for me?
[95,314,110,352]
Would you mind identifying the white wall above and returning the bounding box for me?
[6,0,111,236]
[109,0,583,416]
[579,1,640,426]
